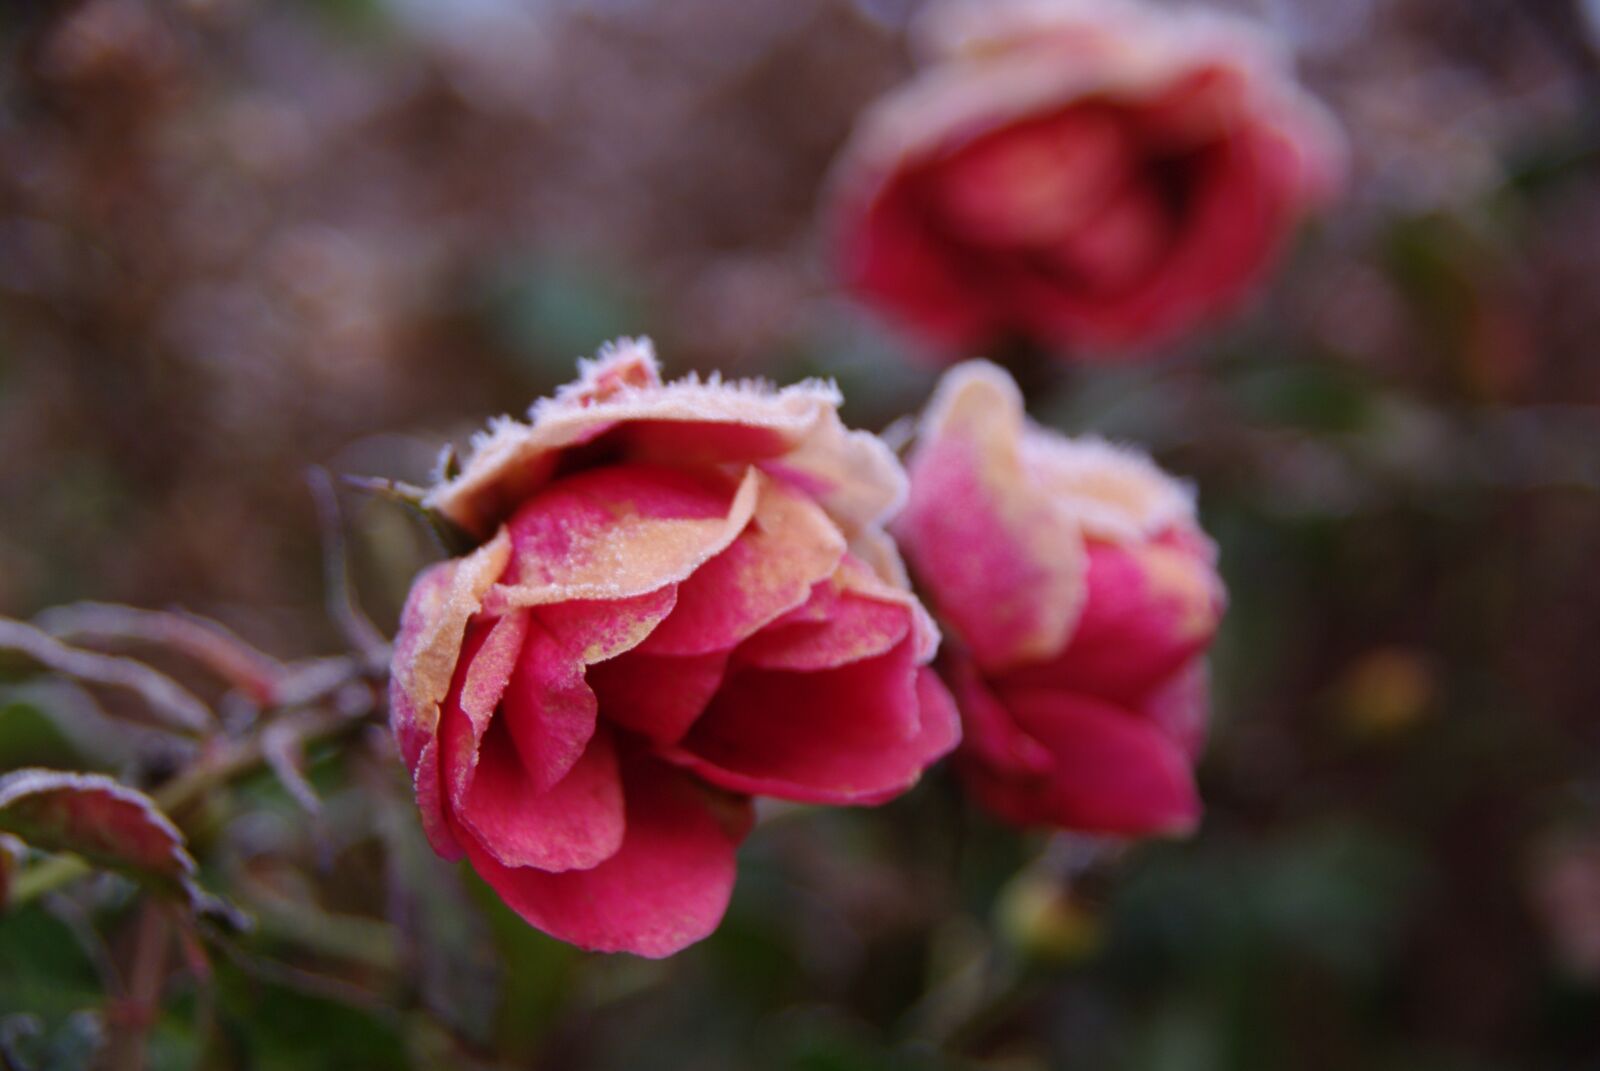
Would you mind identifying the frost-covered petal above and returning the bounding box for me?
[639,475,845,657]
[1005,531,1224,703]
[427,338,851,539]
[455,722,626,873]
[667,637,956,803]
[389,532,512,767]
[1018,430,1196,543]
[492,465,757,608]
[500,586,679,793]
[451,754,751,958]
[760,407,909,536]
[437,614,531,811]
[734,575,912,672]
[896,362,1086,671]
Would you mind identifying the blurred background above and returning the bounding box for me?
[1,0,1598,1068]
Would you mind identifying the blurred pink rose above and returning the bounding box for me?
[831,0,1344,357]
[388,338,957,957]
[896,362,1224,835]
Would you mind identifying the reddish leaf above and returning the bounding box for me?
[0,769,245,928]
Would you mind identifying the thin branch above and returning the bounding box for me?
[0,618,214,734]
[261,721,322,817]
[306,467,391,671]
[33,603,286,707]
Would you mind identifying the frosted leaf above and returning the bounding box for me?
[0,768,243,927]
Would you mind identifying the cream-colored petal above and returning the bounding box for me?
[898,361,1087,669]
[426,337,849,539]
[485,466,762,611]
[1020,431,1196,544]
[391,529,512,741]
[762,407,908,536]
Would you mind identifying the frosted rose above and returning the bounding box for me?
[831,0,1344,357]
[895,362,1223,835]
[389,338,958,957]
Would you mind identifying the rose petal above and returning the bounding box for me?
[934,105,1137,248]
[667,638,951,803]
[455,723,626,872]
[390,531,512,761]
[735,580,911,671]
[839,168,998,350]
[640,476,845,657]
[1015,122,1295,349]
[944,654,1053,780]
[493,464,758,607]
[428,338,849,539]
[411,738,461,860]
[1018,432,1197,543]
[1007,534,1222,703]
[587,650,730,747]
[437,613,530,809]
[501,587,679,793]
[989,684,1201,836]
[759,407,909,536]
[897,363,1086,671]
[453,754,750,958]
[611,421,799,467]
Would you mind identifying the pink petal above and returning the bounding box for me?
[412,738,462,861]
[839,167,997,351]
[1016,121,1297,349]
[502,588,678,793]
[587,650,730,747]
[389,532,512,764]
[501,620,600,794]
[667,638,951,804]
[389,561,456,773]
[453,754,750,958]
[437,613,531,809]
[1008,534,1222,704]
[498,464,756,605]
[989,685,1201,836]
[734,580,911,671]
[455,723,626,872]
[943,654,1053,781]
[933,105,1138,249]
[639,478,844,657]
[536,585,680,661]
[897,364,1086,671]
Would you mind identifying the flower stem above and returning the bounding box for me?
[9,852,92,907]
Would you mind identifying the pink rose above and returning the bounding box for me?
[895,362,1224,835]
[831,0,1344,357]
[389,339,958,957]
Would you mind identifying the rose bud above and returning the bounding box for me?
[830,0,1344,358]
[895,361,1224,836]
[389,338,959,957]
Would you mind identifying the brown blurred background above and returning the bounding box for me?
[2,1,1599,1068]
